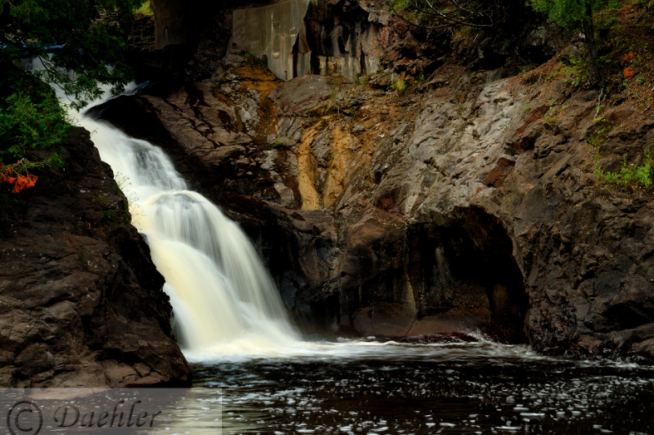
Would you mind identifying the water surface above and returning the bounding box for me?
[191,338,654,435]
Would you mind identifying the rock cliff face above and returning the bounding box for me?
[0,128,191,387]
[230,0,382,82]
[102,0,654,362]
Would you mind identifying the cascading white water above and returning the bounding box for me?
[66,90,300,359]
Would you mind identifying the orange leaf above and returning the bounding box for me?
[0,172,16,185]
[623,52,635,62]
[4,173,38,193]
[624,67,635,78]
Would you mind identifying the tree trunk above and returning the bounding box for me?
[582,3,604,88]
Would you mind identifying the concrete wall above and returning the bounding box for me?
[230,0,380,81]
[230,0,311,81]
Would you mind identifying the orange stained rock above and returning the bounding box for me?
[297,123,323,210]
[321,124,359,209]
[232,65,278,82]
[296,119,363,210]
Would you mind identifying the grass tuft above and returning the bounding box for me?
[595,152,654,190]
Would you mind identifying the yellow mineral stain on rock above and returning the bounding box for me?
[212,64,283,142]
[297,123,323,210]
[322,123,358,209]
[296,105,398,210]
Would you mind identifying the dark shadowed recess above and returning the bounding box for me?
[408,208,529,344]
[248,205,531,344]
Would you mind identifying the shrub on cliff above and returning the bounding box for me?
[134,1,154,17]
[0,91,69,192]
[529,0,619,87]
[0,0,137,192]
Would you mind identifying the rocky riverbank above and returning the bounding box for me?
[0,128,191,387]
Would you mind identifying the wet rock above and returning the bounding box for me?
[0,128,191,387]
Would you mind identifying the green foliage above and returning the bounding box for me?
[595,153,654,190]
[354,74,370,86]
[594,12,619,31]
[0,0,137,109]
[100,210,116,222]
[134,0,154,16]
[562,55,590,87]
[330,86,339,101]
[0,0,136,190]
[596,55,612,65]
[530,0,618,87]
[94,194,110,209]
[238,51,267,68]
[528,0,618,29]
[544,115,560,127]
[387,0,418,19]
[620,155,653,189]
[0,92,68,167]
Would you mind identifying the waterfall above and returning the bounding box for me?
[67,89,300,360]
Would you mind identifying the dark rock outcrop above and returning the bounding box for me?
[0,128,191,387]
